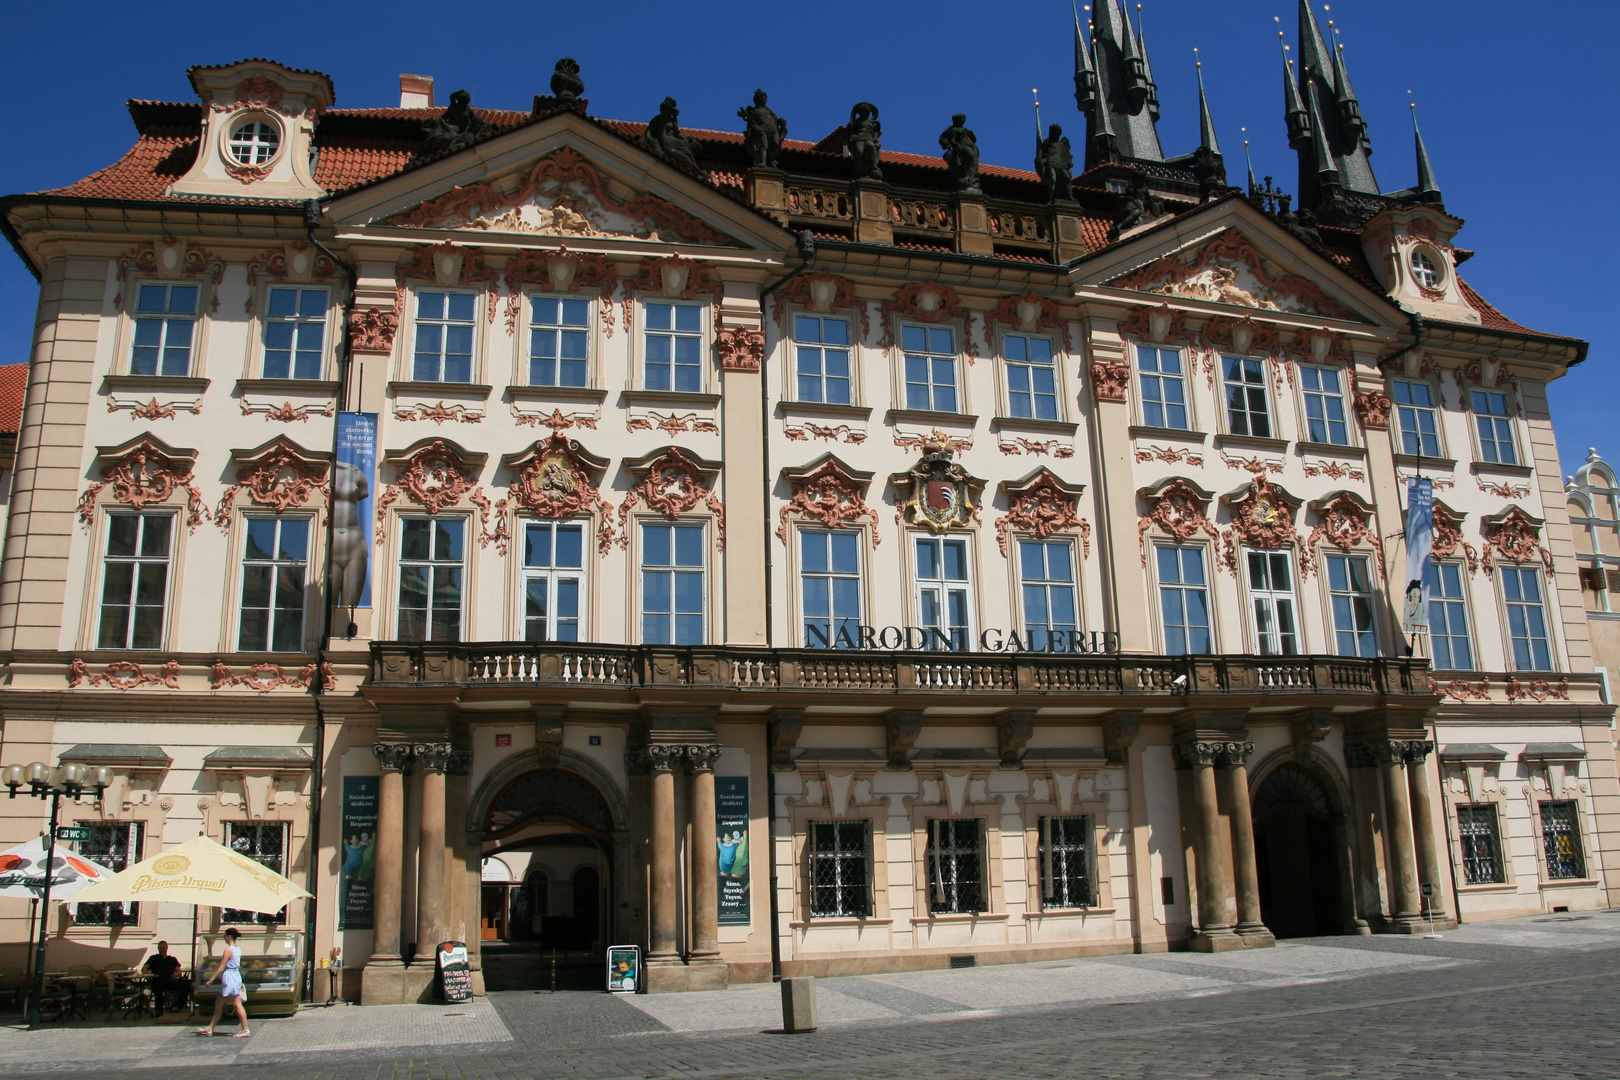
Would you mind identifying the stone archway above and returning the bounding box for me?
[1251,762,1345,938]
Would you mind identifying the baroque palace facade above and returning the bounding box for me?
[1,2,1614,1001]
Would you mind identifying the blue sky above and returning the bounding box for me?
[1,0,1613,476]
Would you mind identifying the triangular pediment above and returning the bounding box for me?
[1078,198,1397,327]
[327,110,789,253]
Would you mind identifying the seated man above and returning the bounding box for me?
[143,940,186,1013]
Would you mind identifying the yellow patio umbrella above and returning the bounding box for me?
[69,833,310,914]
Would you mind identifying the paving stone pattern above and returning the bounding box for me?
[4,912,1619,1079]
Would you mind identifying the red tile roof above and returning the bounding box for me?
[0,364,27,435]
[1456,279,1567,337]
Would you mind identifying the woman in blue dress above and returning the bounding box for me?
[196,926,250,1037]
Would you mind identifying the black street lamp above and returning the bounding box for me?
[3,761,110,1029]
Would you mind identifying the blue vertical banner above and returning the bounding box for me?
[715,777,750,925]
[338,776,378,929]
[1403,476,1434,635]
[333,413,377,609]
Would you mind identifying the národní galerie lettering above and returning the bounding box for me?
[0,0,1613,1005]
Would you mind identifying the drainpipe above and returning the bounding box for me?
[756,230,815,983]
[303,197,358,1002]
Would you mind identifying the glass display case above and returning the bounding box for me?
[192,929,305,1018]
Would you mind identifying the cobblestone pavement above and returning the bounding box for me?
[4,911,1619,1079]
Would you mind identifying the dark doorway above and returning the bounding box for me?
[572,867,601,949]
[1252,763,1343,938]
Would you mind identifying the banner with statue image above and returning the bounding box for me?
[715,777,749,925]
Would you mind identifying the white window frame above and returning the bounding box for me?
[641,300,707,394]
[396,515,467,643]
[799,527,862,649]
[1017,538,1079,651]
[129,281,201,378]
[1409,248,1444,290]
[1221,354,1273,438]
[1135,344,1191,430]
[521,519,587,643]
[1499,564,1555,672]
[1298,363,1351,446]
[526,293,592,389]
[227,117,281,165]
[259,286,330,381]
[900,323,960,414]
[1425,559,1475,671]
[639,519,708,645]
[1325,552,1378,657]
[912,534,973,651]
[1392,378,1443,458]
[1471,389,1519,466]
[1001,331,1060,421]
[1244,548,1301,656]
[1154,542,1212,655]
[237,515,311,653]
[97,511,175,651]
[791,313,854,405]
[409,288,479,384]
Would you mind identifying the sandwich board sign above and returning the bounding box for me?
[607,945,640,993]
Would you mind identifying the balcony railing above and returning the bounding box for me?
[367,643,1434,699]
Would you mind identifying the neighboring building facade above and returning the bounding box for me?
[1,3,1614,1002]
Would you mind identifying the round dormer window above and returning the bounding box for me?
[228,119,281,165]
[1409,248,1444,291]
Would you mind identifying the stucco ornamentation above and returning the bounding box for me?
[616,447,725,550]
[69,658,181,690]
[1481,507,1553,576]
[877,282,979,359]
[1137,479,1220,566]
[777,457,880,546]
[994,469,1087,557]
[78,438,209,533]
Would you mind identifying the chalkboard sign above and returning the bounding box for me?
[607,945,640,993]
[437,941,472,1004]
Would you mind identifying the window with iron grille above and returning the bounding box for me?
[927,818,985,914]
[223,822,289,925]
[1539,801,1586,880]
[807,820,871,917]
[1456,804,1504,885]
[1039,815,1094,909]
[75,822,142,926]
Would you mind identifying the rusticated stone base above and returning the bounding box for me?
[644,957,731,993]
[360,961,437,1004]
[1188,926,1271,952]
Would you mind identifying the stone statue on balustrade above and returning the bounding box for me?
[938,113,980,193]
[550,58,584,104]
[411,89,492,164]
[845,102,884,181]
[643,97,705,174]
[739,90,787,170]
[1035,124,1074,203]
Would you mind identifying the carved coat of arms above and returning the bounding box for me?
[893,445,982,533]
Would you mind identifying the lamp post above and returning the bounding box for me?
[3,761,110,1029]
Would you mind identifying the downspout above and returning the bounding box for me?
[756,230,815,982]
[303,197,358,1001]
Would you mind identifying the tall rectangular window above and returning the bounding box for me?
[262,287,327,380]
[926,818,985,914]
[644,302,702,392]
[1300,365,1349,445]
[794,315,851,404]
[413,291,476,383]
[397,517,464,642]
[75,822,142,926]
[801,529,860,648]
[1472,390,1516,465]
[529,297,589,387]
[131,283,199,377]
[1246,550,1299,656]
[1539,801,1586,880]
[1223,356,1271,437]
[222,822,288,925]
[1393,380,1441,457]
[903,325,957,412]
[1326,553,1377,657]
[1157,545,1210,654]
[808,820,872,917]
[1456,805,1505,885]
[914,536,971,650]
[1426,561,1473,670]
[1019,540,1077,651]
[98,513,172,651]
[1039,815,1094,910]
[238,517,309,652]
[523,521,584,642]
[642,522,705,645]
[1137,346,1188,429]
[1004,334,1057,420]
[1501,566,1552,671]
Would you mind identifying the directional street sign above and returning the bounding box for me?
[54,827,88,842]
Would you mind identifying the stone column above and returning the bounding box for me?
[1180,741,1237,950]
[1376,741,1423,927]
[444,751,472,945]
[415,743,451,953]
[686,745,723,961]
[1223,742,1270,942]
[1345,744,1383,932]
[1404,741,1450,925]
[363,743,411,1004]
[645,745,682,961]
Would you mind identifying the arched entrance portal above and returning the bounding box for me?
[1252,763,1343,938]
[477,767,616,991]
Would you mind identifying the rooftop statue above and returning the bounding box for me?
[938,113,980,193]
[1109,172,1166,241]
[1278,207,1323,250]
[550,58,584,104]
[846,102,883,181]
[738,90,787,170]
[1035,124,1074,203]
[1190,145,1227,202]
[642,96,704,173]
[412,89,493,164]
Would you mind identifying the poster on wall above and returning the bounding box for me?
[333,412,377,609]
[338,776,378,930]
[1402,476,1434,635]
[715,776,750,925]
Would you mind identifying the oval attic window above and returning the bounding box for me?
[228,119,281,165]
[1409,249,1443,290]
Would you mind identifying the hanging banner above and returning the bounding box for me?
[338,776,378,930]
[333,412,377,609]
[715,776,750,925]
[1403,476,1434,634]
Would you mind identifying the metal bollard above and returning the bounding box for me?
[780,975,818,1033]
